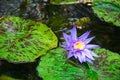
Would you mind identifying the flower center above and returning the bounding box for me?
[73,42,84,50]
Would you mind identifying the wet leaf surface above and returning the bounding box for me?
[93,0,120,26]
[0,16,58,63]
[93,48,120,80]
[37,48,120,80]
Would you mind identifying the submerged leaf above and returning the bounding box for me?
[0,16,58,63]
[0,75,20,80]
[93,0,120,26]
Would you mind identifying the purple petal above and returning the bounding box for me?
[84,36,95,44]
[91,52,99,57]
[70,25,77,40]
[77,53,83,63]
[86,44,100,49]
[64,46,70,50]
[86,57,93,64]
[78,31,91,41]
[62,32,70,45]
[81,52,86,62]
[67,51,73,59]
[73,52,78,59]
[84,49,94,60]
[87,49,99,57]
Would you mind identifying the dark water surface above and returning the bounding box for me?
[0,0,120,80]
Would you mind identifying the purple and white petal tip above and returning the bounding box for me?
[62,26,100,64]
[78,31,91,41]
[70,25,77,40]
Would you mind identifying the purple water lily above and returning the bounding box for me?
[62,25,100,64]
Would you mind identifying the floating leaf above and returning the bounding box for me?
[37,47,99,80]
[93,48,120,80]
[93,0,120,26]
[85,69,98,80]
[94,0,120,7]
[37,48,120,80]
[0,16,58,63]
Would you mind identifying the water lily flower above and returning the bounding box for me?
[62,25,100,64]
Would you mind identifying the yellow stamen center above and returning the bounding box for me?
[74,42,84,50]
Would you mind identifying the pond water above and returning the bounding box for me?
[0,0,120,80]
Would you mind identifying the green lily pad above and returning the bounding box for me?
[93,0,120,26]
[37,48,120,80]
[0,16,58,63]
[37,48,84,80]
[93,48,120,80]
[37,47,95,80]
[50,0,77,5]
[94,0,120,7]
